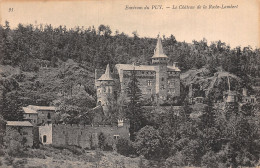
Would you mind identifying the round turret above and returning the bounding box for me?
[96,64,115,114]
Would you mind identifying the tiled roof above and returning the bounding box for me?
[6,121,33,127]
[98,64,114,81]
[27,105,56,111]
[22,107,37,114]
[167,66,181,72]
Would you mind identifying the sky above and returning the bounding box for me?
[0,0,259,48]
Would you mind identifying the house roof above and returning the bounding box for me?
[27,105,56,111]
[152,36,168,58]
[98,64,114,81]
[6,121,33,127]
[167,66,181,72]
[22,107,38,114]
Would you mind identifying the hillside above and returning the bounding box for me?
[0,146,145,168]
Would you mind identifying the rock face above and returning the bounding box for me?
[181,67,243,101]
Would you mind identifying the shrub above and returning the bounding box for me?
[98,132,106,150]
[3,131,24,157]
[116,137,136,157]
[21,148,46,159]
[4,155,14,166]
[134,126,163,160]
[13,158,28,168]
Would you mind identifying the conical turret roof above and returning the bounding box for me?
[152,35,168,58]
[98,64,114,81]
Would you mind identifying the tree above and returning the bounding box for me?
[134,126,163,160]
[98,132,106,150]
[126,69,146,141]
[116,137,135,156]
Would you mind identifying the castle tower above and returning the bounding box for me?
[96,64,115,114]
[152,35,168,101]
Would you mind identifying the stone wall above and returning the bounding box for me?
[52,123,130,149]
[121,70,156,100]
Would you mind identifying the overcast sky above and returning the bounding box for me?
[1,0,259,48]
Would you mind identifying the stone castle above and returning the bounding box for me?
[95,36,181,112]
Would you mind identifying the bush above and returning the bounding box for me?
[3,131,25,157]
[4,155,14,166]
[98,132,106,150]
[116,137,136,157]
[134,126,163,160]
[13,158,28,168]
[24,149,46,159]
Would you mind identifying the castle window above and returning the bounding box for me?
[147,80,152,86]
[47,113,51,119]
[162,85,165,90]
[114,135,120,140]
[142,72,144,74]
[162,77,164,81]
[104,87,106,93]
[43,135,47,143]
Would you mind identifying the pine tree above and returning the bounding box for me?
[126,69,145,141]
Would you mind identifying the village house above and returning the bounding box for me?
[5,121,34,147]
[23,105,57,125]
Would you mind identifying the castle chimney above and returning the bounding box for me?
[242,88,248,97]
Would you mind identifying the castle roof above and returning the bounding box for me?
[115,64,156,71]
[115,64,180,72]
[98,64,114,81]
[152,36,168,58]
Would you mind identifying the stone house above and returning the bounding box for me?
[5,121,34,147]
[22,105,57,125]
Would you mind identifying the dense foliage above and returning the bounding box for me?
[133,102,260,167]
[1,21,260,75]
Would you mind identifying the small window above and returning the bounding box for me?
[161,77,164,81]
[114,135,119,140]
[42,120,44,123]
[47,113,51,119]
[147,80,152,86]
[29,114,31,117]
[162,85,165,90]
[43,135,47,143]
